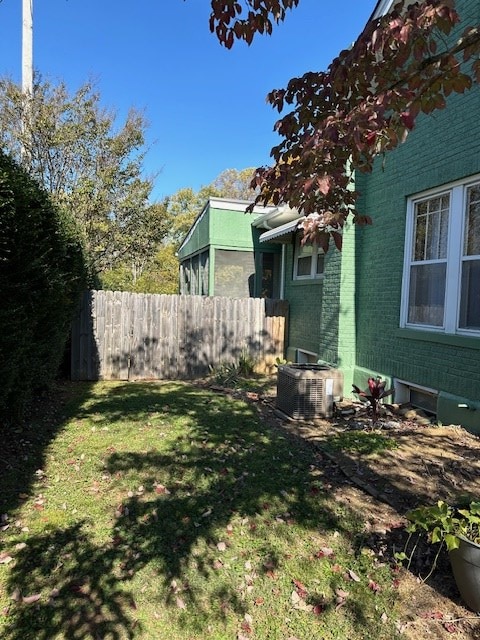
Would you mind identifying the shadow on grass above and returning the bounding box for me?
[2,381,401,639]
[0,382,96,518]
[2,522,137,640]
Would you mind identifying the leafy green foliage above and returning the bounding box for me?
[0,77,161,275]
[0,152,88,423]
[406,500,480,551]
[209,350,257,387]
[101,244,180,294]
[396,500,480,581]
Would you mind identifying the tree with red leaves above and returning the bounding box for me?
[208,0,480,250]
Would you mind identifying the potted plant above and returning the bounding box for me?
[400,500,480,612]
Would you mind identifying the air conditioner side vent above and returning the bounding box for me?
[276,364,343,420]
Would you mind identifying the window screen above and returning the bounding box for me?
[214,249,255,298]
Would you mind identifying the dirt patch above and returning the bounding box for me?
[226,384,480,639]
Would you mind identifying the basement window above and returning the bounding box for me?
[296,349,318,364]
[394,379,438,415]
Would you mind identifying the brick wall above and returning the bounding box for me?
[354,0,480,404]
[284,247,325,356]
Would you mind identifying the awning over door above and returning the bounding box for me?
[259,217,304,243]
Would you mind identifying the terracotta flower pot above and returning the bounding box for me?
[449,535,480,612]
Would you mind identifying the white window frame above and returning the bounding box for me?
[293,235,325,280]
[401,174,480,336]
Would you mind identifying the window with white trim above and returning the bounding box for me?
[402,177,480,334]
[293,235,324,280]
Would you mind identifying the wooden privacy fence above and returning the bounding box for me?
[71,290,289,381]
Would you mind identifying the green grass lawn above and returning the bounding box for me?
[0,381,402,639]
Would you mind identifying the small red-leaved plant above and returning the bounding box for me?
[352,377,393,425]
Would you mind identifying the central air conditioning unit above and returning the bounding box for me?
[276,364,344,420]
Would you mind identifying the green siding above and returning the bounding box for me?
[179,203,263,296]
[210,208,259,250]
[178,208,211,260]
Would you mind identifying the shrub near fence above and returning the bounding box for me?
[0,152,87,423]
[71,291,288,381]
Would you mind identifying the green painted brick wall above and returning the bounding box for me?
[283,222,356,390]
[354,0,480,411]
[284,245,325,356]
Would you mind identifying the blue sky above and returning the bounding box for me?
[0,1,375,200]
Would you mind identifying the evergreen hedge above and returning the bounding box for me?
[0,152,88,423]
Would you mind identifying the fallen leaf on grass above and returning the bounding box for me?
[293,579,308,598]
[0,553,13,565]
[315,547,334,558]
[443,622,457,633]
[368,579,380,592]
[291,590,313,612]
[176,596,186,609]
[335,588,349,610]
[422,611,444,620]
[154,484,170,495]
[90,481,100,494]
[217,541,227,552]
[22,594,41,604]
[346,569,361,582]
[241,621,252,633]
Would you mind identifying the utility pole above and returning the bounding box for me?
[21,0,33,161]
[22,0,33,95]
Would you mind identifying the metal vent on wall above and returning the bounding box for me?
[276,364,344,420]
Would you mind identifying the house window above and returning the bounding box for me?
[402,177,480,334]
[293,236,324,280]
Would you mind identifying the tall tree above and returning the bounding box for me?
[0,77,164,271]
[208,0,480,247]
[165,185,219,246]
[211,167,258,200]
